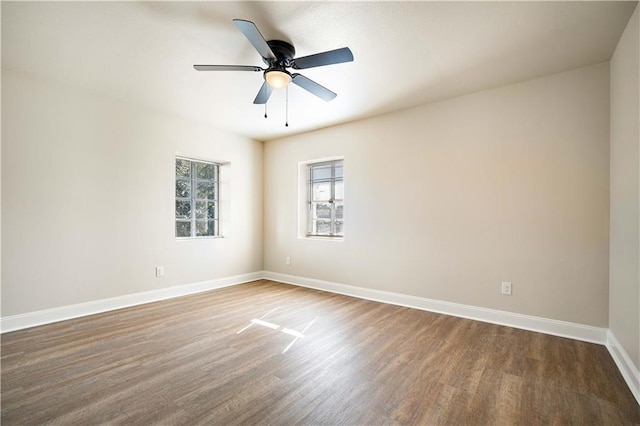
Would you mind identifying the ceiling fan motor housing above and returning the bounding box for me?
[266,40,296,69]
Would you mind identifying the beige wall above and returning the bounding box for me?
[610,6,640,370]
[1,69,263,317]
[2,61,613,328]
[264,63,610,327]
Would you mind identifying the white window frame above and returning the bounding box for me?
[175,157,220,239]
[306,159,344,238]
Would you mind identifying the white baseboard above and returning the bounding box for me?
[262,271,608,344]
[1,270,610,344]
[0,271,264,333]
[607,330,640,405]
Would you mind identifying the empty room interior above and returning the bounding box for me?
[1,1,640,424]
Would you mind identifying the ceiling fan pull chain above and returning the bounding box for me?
[264,103,268,119]
[285,85,289,127]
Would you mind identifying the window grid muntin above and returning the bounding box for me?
[175,158,219,238]
[308,160,343,237]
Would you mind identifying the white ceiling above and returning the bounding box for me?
[2,1,637,141]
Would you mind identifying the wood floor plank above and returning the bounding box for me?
[2,279,638,425]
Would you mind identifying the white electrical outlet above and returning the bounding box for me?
[501,281,512,296]
[155,266,165,277]
[285,256,291,266]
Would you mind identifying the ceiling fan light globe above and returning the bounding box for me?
[265,70,292,89]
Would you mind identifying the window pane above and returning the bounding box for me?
[196,201,216,219]
[335,221,344,236]
[334,163,343,178]
[312,182,331,201]
[197,163,216,180]
[311,164,332,180]
[176,221,191,237]
[335,203,344,220]
[195,201,206,219]
[176,200,191,219]
[176,159,191,177]
[334,181,344,200]
[176,179,190,198]
[313,220,331,235]
[196,220,216,236]
[197,182,216,199]
[312,202,332,219]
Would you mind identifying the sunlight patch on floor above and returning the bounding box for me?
[236,307,318,353]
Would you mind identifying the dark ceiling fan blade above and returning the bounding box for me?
[291,47,353,70]
[194,65,263,72]
[291,74,337,101]
[253,81,274,104]
[233,19,276,60]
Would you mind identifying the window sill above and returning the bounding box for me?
[302,235,344,242]
[176,236,224,241]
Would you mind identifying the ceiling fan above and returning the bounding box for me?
[194,19,354,105]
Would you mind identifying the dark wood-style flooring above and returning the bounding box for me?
[2,280,639,425]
